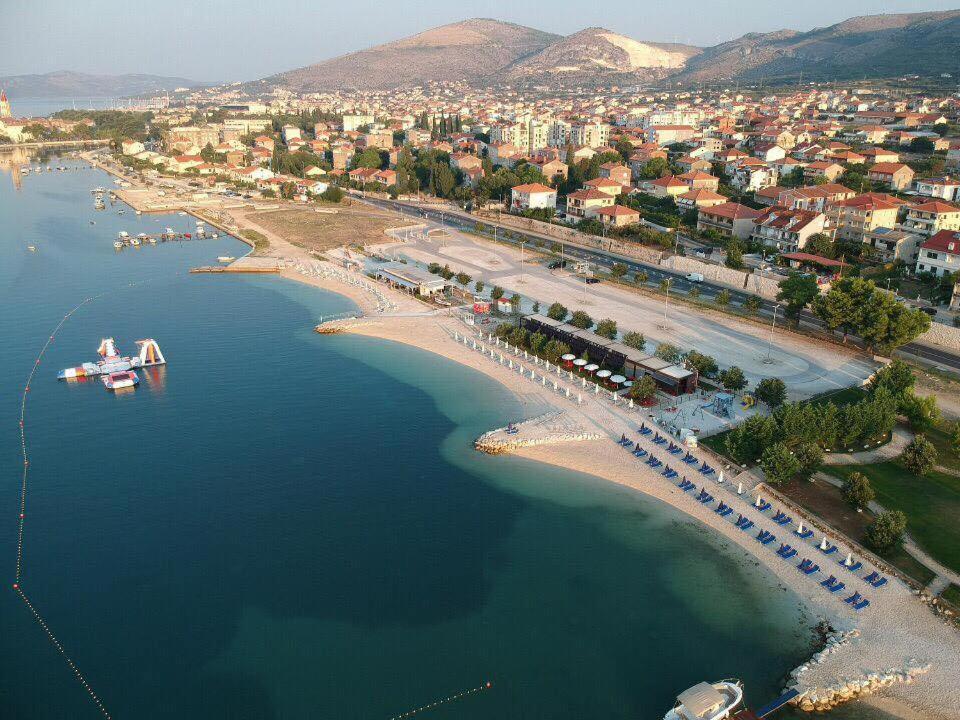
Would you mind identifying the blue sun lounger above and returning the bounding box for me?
[682,481,696,493]
[699,493,714,504]
[821,575,838,588]
[829,581,845,593]
[761,533,776,545]
[869,576,888,588]
[618,434,631,446]
[798,558,811,571]
[755,500,771,512]
[775,515,793,526]
[653,434,667,445]
[819,543,839,556]
[802,562,820,575]
[663,467,678,479]
[840,559,863,572]
[669,444,683,456]
[853,599,870,611]
[795,527,814,540]
[739,520,754,531]
[634,448,648,459]
[735,515,749,528]
[715,502,728,513]
[699,463,715,476]
[683,453,698,465]
[844,591,862,605]
[773,511,786,522]
[778,544,797,560]
[639,424,652,436]
[648,457,663,469]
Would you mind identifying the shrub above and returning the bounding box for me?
[622,331,645,351]
[901,434,937,476]
[569,310,594,329]
[755,378,787,408]
[760,443,802,485]
[546,302,567,321]
[654,343,681,363]
[595,318,617,339]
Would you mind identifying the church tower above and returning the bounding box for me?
[0,90,11,118]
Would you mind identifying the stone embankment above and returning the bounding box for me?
[475,412,602,455]
[789,629,931,713]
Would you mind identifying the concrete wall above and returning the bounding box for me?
[745,271,789,301]
[918,321,960,352]
[664,256,749,291]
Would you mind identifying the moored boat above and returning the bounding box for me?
[664,680,744,720]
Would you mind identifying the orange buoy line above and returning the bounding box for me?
[13,585,112,719]
[387,681,493,720]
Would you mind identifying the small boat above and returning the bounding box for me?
[102,370,139,391]
[664,680,744,720]
[117,209,125,215]
[135,210,142,215]
[114,241,124,249]
[89,221,96,225]
[130,237,141,246]
[217,256,235,263]
[148,237,158,244]
[118,231,129,240]
[211,232,219,238]
[28,245,37,252]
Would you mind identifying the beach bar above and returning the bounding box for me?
[375,263,447,296]
[521,314,698,395]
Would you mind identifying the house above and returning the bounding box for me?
[566,189,615,219]
[750,207,829,253]
[599,163,632,186]
[867,163,914,191]
[348,167,379,185]
[450,153,482,172]
[676,188,728,211]
[902,201,960,238]
[731,163,778,192]
[250,146,272,165]
[752,143,786,163]
[596,204,641,228]
[913,177,960,203]
[331,147,352,170]
[677,171,720,192]
[863,227,923,264]
[168,155,204,173]
[697,202,762,240]
[534,158,568,182]
[303,165,326,177]
[829,195,900,243]
[645,125,695,146]
[510,183,557,212]
[373,169,397,187]
[462,166,484,187]
[647,175,688,199]
[675,155,713,173]
[803,161,845,183]
[121,140,145,156]
[254,135,275,151]
[281,125,302,143]
[859,147,899,165]
[583,177,624,197]
[916,230,960,277]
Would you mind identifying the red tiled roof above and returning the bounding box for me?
[700,202,762,220]
[921,230,960,253]
[781,252,844,267]
[512,183,555,194]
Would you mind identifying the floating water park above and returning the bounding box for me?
[57,337,166,390]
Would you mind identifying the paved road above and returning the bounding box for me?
[363,196,960,374]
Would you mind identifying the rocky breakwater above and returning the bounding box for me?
[475,412,602,455]
[789,629,931,712]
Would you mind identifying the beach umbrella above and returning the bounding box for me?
[561,354,576,362]
[610,374,626,385]
[585,363,599,373]
[623,380,634,387]
[573,358,588,367]
[596,370,612,379]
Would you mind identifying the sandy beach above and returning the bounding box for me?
[301,295,960,719]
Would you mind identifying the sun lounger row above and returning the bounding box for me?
[653,433,667,445]
[821,575,846,593]
[683,452,698,465]
[667,442,683,455]
[798,558,820,575]
[844,592,871,610]
[647,456,662,468]
[772,511,793,526]
[663,467,678,479]
[716,503,733,517]
[678,478,695,491]
[756,530,776,545]
[699,462,715,476]
[638,423,652,436]
[840,558,863,572]
[795,527,814,539]
[864,571,888,588]
[735,515,754,531]
[633,445,647,458]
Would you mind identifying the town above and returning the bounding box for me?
[4,8,960,720]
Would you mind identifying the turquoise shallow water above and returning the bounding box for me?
[0,157,891,719]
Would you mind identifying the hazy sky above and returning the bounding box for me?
[3,0,959,82]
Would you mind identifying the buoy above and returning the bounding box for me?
[12,583,18,590]
[486,682,492,688]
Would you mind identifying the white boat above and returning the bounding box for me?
[130,237,141,246]
[217,256,236,263]
[28,245,36,252]
[664,680,744,720]
[118,231,129,240]
[114,241,124,249]
[148,237,158,244]
[135,210,142,215]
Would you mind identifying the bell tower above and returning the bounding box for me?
[0,90,11,118]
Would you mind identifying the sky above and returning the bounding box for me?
[2,0,959,82]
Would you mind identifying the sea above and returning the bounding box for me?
[0,154,892,719]
[12,97,121,119]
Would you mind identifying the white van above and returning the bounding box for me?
[685,273,704,282]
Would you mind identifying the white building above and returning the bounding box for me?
[510,183,557,212]
[916,230,960,277]
[342,114,375,132]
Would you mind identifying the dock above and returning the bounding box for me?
[190,257,281,274]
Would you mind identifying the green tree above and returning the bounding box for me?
[490,286,505,300]
[841,472,875,511]
[777,273,820,318]
[569,310,594,329]
[794,442,823,480]
[725,238,745,269]
[688,286,700,300]
[546,302,568,321]
[865,510,907,552]
[910,136,935,154]
[805,233,835,259]
[901,434,937,476]
[543,339,570,363]
[654,343,682,363]
[720,366,747,392]
[715,289,731,307]
[868,360,915,400]
[510,293,522,312]
[532,301,540,313]
[353,147,383,169]
[474,280,485,294]
[455,271,471,286]
[529,332,547,355]
[622,331,646,351]
[659,277,672,293]
[635,270,649,284]
[760,443,802,485]
[595,318,618,339]
[951,422,960,455]
[901,394,940,433]
[725,415,778,464]
[744,294,762,313]
[629,375,658,402]
[610,263,628,278]
[685,351,718,377]
[755,378,787,408]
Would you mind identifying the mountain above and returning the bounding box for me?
[0,71,205,98]
[675,10,960,83]
[272,18,560,91]
[504,27,701,85]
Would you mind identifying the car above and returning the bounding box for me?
[547,260,568,269]
[685,273,705,282]
[585,277,601,284]
[920,307,938,316]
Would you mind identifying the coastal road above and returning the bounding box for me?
[361,196,960,375]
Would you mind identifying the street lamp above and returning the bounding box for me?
[519,240,527,284]
[765,303,780,363]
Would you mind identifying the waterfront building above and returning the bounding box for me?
[0,90,11,118]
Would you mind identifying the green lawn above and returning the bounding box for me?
[924,422,960,473]
[829,461,960,576]
[942,583,960,608]
[807,385,868,407]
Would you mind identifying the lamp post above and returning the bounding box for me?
[765,303,780,363]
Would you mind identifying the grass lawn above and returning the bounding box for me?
[829,461,960,576]
[923,422,960,473]
[807,386,868,407]
[779,475,937,586]
[942,583,960,607]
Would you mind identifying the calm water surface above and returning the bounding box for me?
[0,158,890,719]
